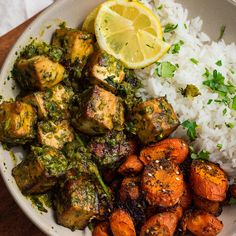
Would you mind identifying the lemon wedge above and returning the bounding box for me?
[95,0,170,69]
[82,6,99,34]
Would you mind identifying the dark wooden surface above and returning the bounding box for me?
[0,16,45,236]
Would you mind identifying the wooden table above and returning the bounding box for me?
[0,16,45,236]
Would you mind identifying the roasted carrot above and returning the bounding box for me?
[119,176,140,202]
[139,138,189,165]
[179,182,192,210]
[181,210,223,236]
[193,195,222,216]
[118,155,143,176]
[140,212,179,236]
[141,159,184,207]
[109,209,136,236]
[190,160,228,202]
[92,221,111,236]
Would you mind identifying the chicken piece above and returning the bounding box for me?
[37,120,74,149]
[89,131,137,169]
[72,85,124,135]
[52,28,94,65]
[15,55,65,90]
[22,83,74,121]
[139,138,189,165]
[190,160,228,202]
[179,182,192,210]
[141,159,184,207]
[119,176,140,202]
[140,212,179,236]
[85,50,125,92]
[193,195,222,216]
[0,101,37,144]
[181,210,223,236]
[109,209,136,236]
[118,155,143,176]
[55,175,99,230]
[93,221,111,236]
[12,146,68,194]
[131,97,179,144]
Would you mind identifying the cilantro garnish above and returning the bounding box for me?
[232,96,236,110]
[164,23,178,33]
[182,120,198,141]
[170,40,184,54]
[222,108,227,115]
[217,144,223,150]
[215,60,222,66]
[202,68,236,109]
[155,62,177,78]
[218,25,226,41]
[225,122,234,129]
[190,149,210,160]
[190,58,199,65]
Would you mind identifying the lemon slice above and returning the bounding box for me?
[95,0,170,69]
[82,6,99,34]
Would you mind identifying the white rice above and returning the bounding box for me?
[135,0,236,177]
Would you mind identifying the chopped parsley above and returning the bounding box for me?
[182,120,198,141]
[180,84,201,98]
[190,58,199,65]
[207,99,213,104]
[157,4,163,10]
[170,40,184,54]
[218,25,226,41]
[164,23,178,33]
[191,149,210,160]
[202,68,236,108]
[225,122,234,129]
[215,60,222,66]
[223,108,227,115]
[184,23,187,29]
[217,143,223,150]
[155,62,177,78]
[232,96,236,110]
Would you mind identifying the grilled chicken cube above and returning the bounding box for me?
[38,120,74,149]
[72,85,124,135]
[12,146,68,194]
[132,97,179,144]
[15,55,65,90]
[89,131,137,169]
[52,28,94,65]
[85,50,125,92]
[0,101,37,144]
[55,175,98,230]
[22,84,74,120]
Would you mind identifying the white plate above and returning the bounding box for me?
[0,0,236,235]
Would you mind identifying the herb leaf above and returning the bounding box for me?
[218,25,226,41]
[164,23,178,33]
[215,60,222,66]
[170,40,184,54]
[182,120,198,141]
[191,149,210,160]
[232,95,236,110]
[202,69,236,109]
[190,58,199,65]
[155,62,177,78]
